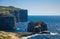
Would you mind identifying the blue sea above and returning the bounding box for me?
[6,16,60,39]
[28,16,60,33]
[16,16,60,33]
[28,16,60,39]
[16,16,60,39]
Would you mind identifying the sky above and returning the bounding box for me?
[0,0,60,16]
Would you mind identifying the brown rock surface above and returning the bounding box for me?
[0,31,33,39]
[0,31,20,39]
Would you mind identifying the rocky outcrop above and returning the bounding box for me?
[0,12,16,30]
[0,6,28,22]
[0,6,28,30]
[0,31,34,39]
[27,21,48,33]
[0,31,19,39]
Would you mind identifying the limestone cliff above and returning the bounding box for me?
[0,6,28,22]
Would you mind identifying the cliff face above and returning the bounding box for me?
[0,6,28,22]
[0,16,16,30]
[0,6,19,30]
[0,6,28,30]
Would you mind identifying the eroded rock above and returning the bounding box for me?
[27,21,48,33]
[0,31,19,39]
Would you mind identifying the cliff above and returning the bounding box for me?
[0,6,21,11]
[0,6,17,30]
[0,6,28,22]
[0,6,20,16]
[0,6,28,30]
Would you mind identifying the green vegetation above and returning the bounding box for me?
[0,6,21,16]
[0,6,21,12]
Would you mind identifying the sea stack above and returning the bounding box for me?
[27,21,48,33]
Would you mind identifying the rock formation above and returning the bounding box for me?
[0,12,16,30]
[0,6,28,22]
[0,31,34,39]
[0,6,28,30]
[0,31,20,39]
[27,21,48,33]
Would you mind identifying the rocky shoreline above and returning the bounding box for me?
[0,31,33,39]
[0,31,19,39]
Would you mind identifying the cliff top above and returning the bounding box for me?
[0,6,21,11]
[0,6,21,16]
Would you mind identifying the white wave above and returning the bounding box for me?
[22,34,39,39]
[50,32,58,35]
[16,28,20,30]
[22,32,58,39]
